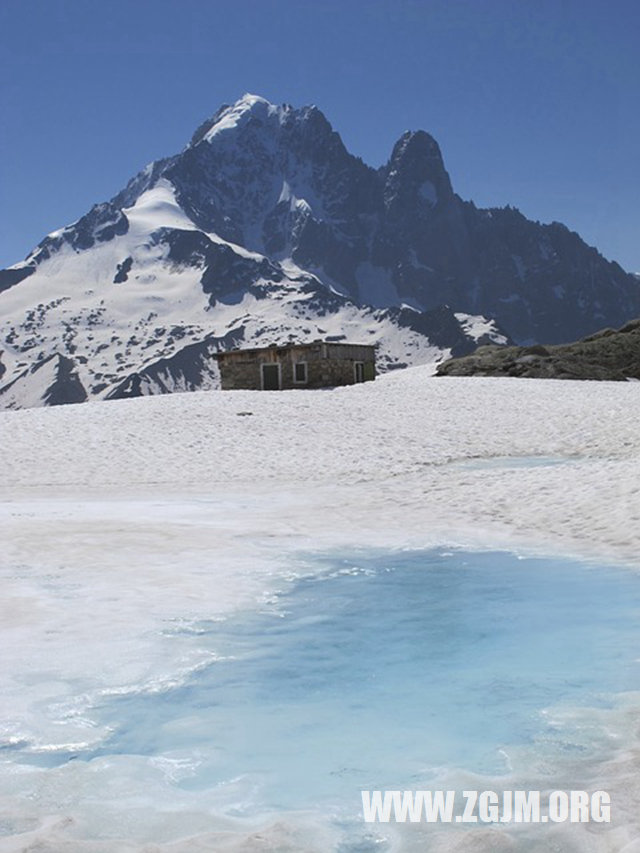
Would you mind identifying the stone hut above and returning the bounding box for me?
[215,341,376,390]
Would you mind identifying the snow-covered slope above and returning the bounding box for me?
[1,370,640,851]
[1,93,636,410]
[0,165,505,410]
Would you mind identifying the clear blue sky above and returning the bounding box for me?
[1,0,638,271]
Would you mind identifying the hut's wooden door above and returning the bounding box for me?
[261,364,280,390]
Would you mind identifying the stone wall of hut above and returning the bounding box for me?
[217,343,376,390]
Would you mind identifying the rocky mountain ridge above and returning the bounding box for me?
[1,94,637,409]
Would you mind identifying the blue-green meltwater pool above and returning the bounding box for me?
[7,549,640,848]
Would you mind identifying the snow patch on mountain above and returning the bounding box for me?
[124,179,197,233]
[0,353,87,410]
[454,312,510,345]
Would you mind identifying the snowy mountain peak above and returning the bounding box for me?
[237,92,273,108]
[194,93,290,146]
[187,95,338,153]
[2,94,639,411]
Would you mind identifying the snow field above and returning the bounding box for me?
[1,368,640,851]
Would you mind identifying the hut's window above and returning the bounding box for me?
[354,362,365,383]
[294,362,308,384]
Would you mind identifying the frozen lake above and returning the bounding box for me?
[3,548,639,849]
[2,372,640,849]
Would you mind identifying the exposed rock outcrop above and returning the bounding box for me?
[436,319,640,381]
